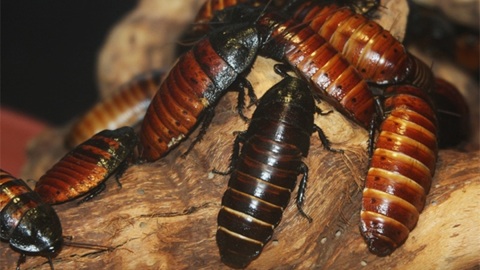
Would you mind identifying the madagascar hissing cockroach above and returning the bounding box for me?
[191,0,264,33]
[360,84,438,256]
[292,1,434,91]
[430,78,470,148]
[35,126,137,204]
[65,71,164,149]
[139,23,262,161]
[257,11,376,128]
[1,169,63,269]
[214,76,341,268]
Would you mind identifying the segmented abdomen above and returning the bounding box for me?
[360,84,438,256]
[35,126,137,204]
[66,71,163,148]
[259,13,375,127]
[217,77,314,268]
[140,24,260,161]
[293,2,433,91]
[294,3,409,83]
[1,169,63,254]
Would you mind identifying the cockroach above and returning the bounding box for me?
[65,71,164,149]
[257,11,376,128]
[430,78,470,148]
[192,0,263,32]
[1,169,62,269]
[360,84,438,256]
[139,22,262,161]
[35,126,137,204]
[2,170,113,269]
[215,76,341,268]
[293,1,434,91]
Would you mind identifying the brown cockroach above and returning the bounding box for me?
[257,11,376,128]
[139,23,261,161]
[65,71,164,148]
[293,1,434,91]
[35,127,137,204]
[360,84,438,256]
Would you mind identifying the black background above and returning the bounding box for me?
[2,0,137,125]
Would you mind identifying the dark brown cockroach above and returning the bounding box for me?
[293,1,434,91]
[360,84,438,256]
[192,0,263,33]
[35,126,137,204]
[139,23,262,162]
[430,78,470,148]
[1,169,63,269]
[257,11,376,128]
[215,76,341,268]
[65,71,164,149]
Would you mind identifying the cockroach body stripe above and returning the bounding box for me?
[65,71,164,148]
[216,76,321,268]
[257,12,375,128]
[360,84,438,256]
[293,2,434,91]
[139,23,261,161]
[35,126,137,204]
[1,169,62,267]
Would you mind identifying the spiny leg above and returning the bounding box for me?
[296,162,313,223]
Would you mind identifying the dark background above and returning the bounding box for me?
[2,0,137,125]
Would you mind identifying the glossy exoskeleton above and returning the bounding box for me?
[257,11,376,128]
[191,0,265,35]
[360,84,438,256]
[0,169,62,269]
[35,126,137,204]
[66,71,164,148]
[215,76,339,268]
[139,23,261,161]
[293,1,434,91]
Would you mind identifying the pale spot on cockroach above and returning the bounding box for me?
[271,239,279,246]
[207,171,215,179]
[361,260,368,267]
[137,189,145,195]
[321,237,327,244]
[200,97,209,107]
[335,230,342,237]
[167,134,185,148]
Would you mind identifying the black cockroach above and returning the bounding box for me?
[215,76,341,268]
[35,126,137,204]
[139,22,262,161]
[191,0,264,34]
[257,11,376,128]
[292,1,434,91]
[2,170,113,269]
[65,71,164,148]
[1,169,62,269]
[360,84,438,256]
[430,78,470,148]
